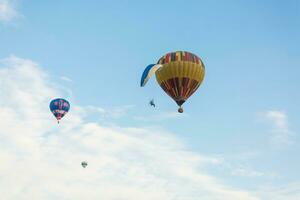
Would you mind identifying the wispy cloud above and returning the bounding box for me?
[60,76,73,82]
[82,105,135,119]
[207,153,267,178]
[134,111,186,121]
[0,55,260,199]
[230,167,264,178]
[0,0,19,23]
[259,110,293,145]
[256,182,300,200]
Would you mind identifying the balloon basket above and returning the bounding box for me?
[178,107,184,113]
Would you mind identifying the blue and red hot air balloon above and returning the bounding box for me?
[49,98,70,123]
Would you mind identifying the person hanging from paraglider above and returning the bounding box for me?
[140,51,205,113]
[149,99,155,107]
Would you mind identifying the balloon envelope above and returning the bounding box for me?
[141,51,205,111]
[49,98,70,122]
[81,161,88,168]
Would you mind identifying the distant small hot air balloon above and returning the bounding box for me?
[49,98,70,123]
[140,51,205,113]
[81,161,88,168]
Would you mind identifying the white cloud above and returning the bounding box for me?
[0,55,261,199]
[256,182,300,200]
[0,0,18,23]
[208,153,267,178]
[260,110,293,145]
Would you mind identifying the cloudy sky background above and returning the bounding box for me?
[0,0,299,199]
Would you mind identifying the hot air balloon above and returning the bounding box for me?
[49,98,70,123]
[140,51,205,113]
[81,161,88,168]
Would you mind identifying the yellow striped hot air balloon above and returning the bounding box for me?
[140,51,205,113]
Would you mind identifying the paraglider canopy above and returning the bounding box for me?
[81,161,88,168]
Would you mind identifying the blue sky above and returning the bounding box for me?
[0,0,299,199]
